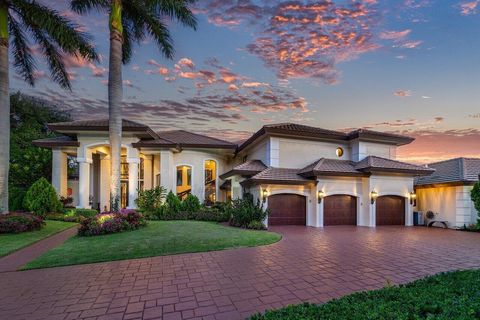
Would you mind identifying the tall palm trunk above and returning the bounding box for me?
[0,5,8,214]
[108,0,123,212]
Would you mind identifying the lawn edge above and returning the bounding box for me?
[0,221,78,258]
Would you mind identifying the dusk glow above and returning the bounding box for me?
[13,0,480,163]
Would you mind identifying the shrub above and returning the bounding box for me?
[78,209,146,236]
[23,177,62,217]
[46,208,98,222]
[0,212,45,233]
[59,196,74,208]
[9,186,26,211]
[135,186,167,216]
[247,220,266,230]
[165,191,182,213]
[181,194,201,213]
[230,194,268,229]
[471,182,480,221]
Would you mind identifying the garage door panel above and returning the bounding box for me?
[268,194,306,226]
[324,195,357,226]
[376,196,405,225]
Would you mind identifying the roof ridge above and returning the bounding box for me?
[459,158,466,180]
[158,129,235,145]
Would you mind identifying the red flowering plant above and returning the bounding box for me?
[0,212,45,234]
[78,209,146,236]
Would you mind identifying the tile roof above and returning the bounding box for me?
[134,130,236,149]
[242,167,313,186]
[219,160,268,179]
[355,156,434,175]
[32,135,79,147]
[48,119,149,130]
[415,158,480,186]
[237,123,414,152]
[299,158,364,177]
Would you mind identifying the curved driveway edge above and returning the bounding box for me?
[0,226,479,320]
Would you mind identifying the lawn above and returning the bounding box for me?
[251,269,480,320]
[0,220,77,257]
[25,221,281,269]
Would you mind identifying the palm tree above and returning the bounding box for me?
[0,0,97,214]
[71,0,197,211]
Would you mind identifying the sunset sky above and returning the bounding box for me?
[12,0,480,163]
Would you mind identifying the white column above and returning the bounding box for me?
[160,150,174,192]
[52,149,68,197]
[143,155,153,190]
[127,158,139,209]
[77,160,91,209]
[99,155,111,212]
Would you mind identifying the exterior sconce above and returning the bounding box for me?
[410,192,417,206]
[262,189,268,203]
[318,190,325,204]
[370,190,378,204]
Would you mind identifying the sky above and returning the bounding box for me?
[11,0,480,164]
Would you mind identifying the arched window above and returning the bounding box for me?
[176,165,192,199]
[204,160,217,205]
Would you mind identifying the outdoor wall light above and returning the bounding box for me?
[262,189,268,203]
[318,190,325,204]
[410,192,417,206]
[370,190,378,204]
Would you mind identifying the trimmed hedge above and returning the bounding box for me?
[46,208,98,222]
[0,212,45,233]
[251,269,480,320]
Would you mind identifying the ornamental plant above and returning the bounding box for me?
[78,209,146,236]
[23,177,62,217]
[230,193,268,229]
[471,181,480,223]
[135,186,167,215]
[0,212,45,233]
[181,194,201,213]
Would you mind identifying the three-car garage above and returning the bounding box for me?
[267,193,407,227]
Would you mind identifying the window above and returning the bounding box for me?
[176,165,192,199]
[336,147,344,157]
[204,160,217,205]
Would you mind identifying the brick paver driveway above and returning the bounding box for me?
[1,226,479,320]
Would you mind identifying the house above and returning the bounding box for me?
[415,158,480,228]
[34,120,434,227]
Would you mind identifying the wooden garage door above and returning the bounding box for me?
[324,195,357,225]
[376,196,405,225]
[268,194,306,225]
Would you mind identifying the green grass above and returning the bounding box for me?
[25,221,281,269]
[251,269,480,320]
[0,220,77,257]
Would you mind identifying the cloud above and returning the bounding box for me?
[469,113,480,118]
[394,90,412,97]
[199,0,380,83]
[399,40,423,48]
[379,29,411,40]
[459,1,478,15]
[422,95,432,99]
[176,58,195,69]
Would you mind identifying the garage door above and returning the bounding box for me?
[324,195,357,225]
[376,196,405,225]
[268,194,306,225]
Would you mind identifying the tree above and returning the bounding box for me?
[0,1,97,213]
[471,182,480,224]
[71,0,197,212]
[9,93,71,210]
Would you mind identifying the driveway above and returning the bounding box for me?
[0,226,479,320]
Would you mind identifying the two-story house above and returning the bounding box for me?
[34,120,434,227]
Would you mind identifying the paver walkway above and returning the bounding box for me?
[0,226,78,273]
[0,226,479,320]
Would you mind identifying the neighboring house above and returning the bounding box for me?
[34,120,434,227]
[415,158,480,228]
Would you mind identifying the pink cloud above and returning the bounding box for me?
[177,58,195,69]
[379,29,411,40]
[459,1,478,15]
[394,90,412,97]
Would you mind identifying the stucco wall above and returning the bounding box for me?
[416,185,478,228]
[416,186,457,227]
[278,138,350,168]
[351,140,397,161]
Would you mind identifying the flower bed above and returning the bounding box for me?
[0,212,45,234]
[78,209,146,236]
[47,208,99,222]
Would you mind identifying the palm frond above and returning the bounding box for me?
[123,0,174,59]
[71,0,109,15]
[28,27,72,90]
[13,0,98,62]
[121,17,133,64]
[9,14,36,86]
[147,0,197,30]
